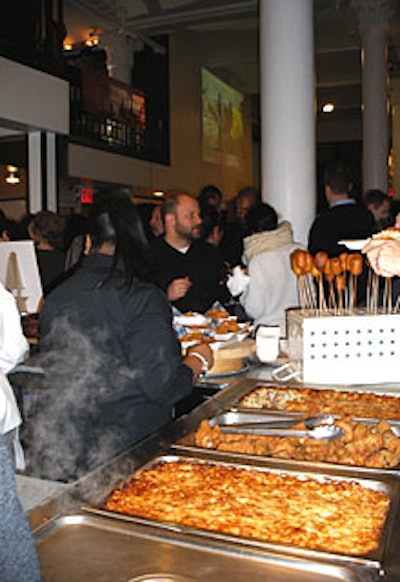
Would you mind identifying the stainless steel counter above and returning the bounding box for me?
[16,474,67,513]
[30,369,400,582]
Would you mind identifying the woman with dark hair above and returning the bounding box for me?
[27,192,213,482]
[238,203,302,335]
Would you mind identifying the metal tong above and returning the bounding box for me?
[219,414,344,440]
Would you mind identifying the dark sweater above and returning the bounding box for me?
[150,237,229,313]
[35,248,66,295]
[308,201,375,257]
[308,200,375,305]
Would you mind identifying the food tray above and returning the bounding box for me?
[93,452,400,578]
[34,510,371,582]
[173,411,400,475]
[233,382,400,420]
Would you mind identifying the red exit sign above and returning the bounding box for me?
[80,184,94,204]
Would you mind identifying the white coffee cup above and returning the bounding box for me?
[256,325,280,363]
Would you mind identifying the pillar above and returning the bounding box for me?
[352,0,392,193]
[28,132,42,214]
[46,132,57,212]
[260,0,316,245]
[28,131,58,214]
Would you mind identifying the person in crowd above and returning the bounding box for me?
[0,281,29,470]
[137,203,164,242]
[197,184,223,212]
[149,204,164,238]
[200,205,226,247]
[308,161,375,257]
[364,189,392,232]
[308,161,375,305]
[150,193,230,313]
[28,211,66,295]
[220,186,262,268]
[27,192,213,482]
[0,209,18,241]
[0,433,41,582]
[238,203,301,335]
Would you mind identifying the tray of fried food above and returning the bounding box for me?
[206,306,231,320]
[185,411,400,471]
[235,384,400,420]
[101,453,394,561]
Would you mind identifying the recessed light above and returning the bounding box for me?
[322,102,335,113]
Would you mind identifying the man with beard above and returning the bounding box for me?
[150,193,229,313]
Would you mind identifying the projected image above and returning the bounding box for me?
[202,68,245,167]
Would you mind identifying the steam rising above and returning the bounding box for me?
[26,316,143,482]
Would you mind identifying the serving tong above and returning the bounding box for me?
[219,413,344,440]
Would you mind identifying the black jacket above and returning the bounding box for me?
[30,254,193,481]
[308,201,375,305]
[308,201,375,257]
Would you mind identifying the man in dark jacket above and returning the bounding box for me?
[308,161,375,305]
[308,161,375,257]
[150,193,230,313]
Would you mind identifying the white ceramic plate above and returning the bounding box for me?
[338,239,369,251]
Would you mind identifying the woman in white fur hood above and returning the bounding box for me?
[239,203,302,336]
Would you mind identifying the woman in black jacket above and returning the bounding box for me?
[27,191,213,482]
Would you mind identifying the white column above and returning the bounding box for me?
[28,131,42,214]
[260,0,316,245]
[352,0,391,192]
[390,78,400,200]
[46,132,57,212]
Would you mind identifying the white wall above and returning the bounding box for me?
[0,57,69,134]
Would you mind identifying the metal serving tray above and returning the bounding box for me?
[92,452,400,581]
[232,380,400,419]
[34,510,366,582]
[29,377,400,581]
[174,410,400,475]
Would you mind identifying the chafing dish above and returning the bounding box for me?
[31,376,400,581]
[35,510,370,582]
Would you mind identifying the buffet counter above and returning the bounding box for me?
[29,368,400,582]
[16,474,67,513]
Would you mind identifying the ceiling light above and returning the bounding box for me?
[63,43,73,51]
[86,31,100,47]
[152,191,165,198]
[5,165,20,185]
[322,102,335,113]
